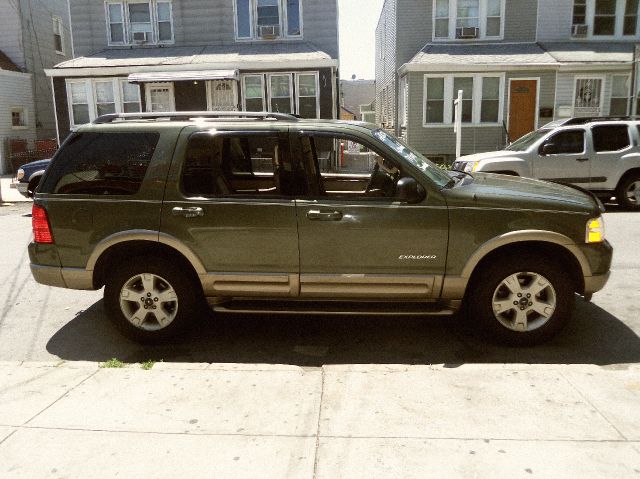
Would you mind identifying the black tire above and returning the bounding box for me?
[27,177,41,198]
[616,173,640,210]
[104,256,205,343]
[467,253,575,346]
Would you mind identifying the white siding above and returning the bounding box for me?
[0,71,37,175]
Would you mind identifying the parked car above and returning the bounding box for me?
[11,158,51,198]
[29,112,612,346]
[451,117,640,210]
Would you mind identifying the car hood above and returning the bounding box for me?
[459,150,520,162]
[444,173,599,214]
[20,158,51,173]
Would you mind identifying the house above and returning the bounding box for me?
[340,79,376,120]
[340,106,357,120]
[376,0,640,163]
[0,0,72,173]
[46,0,340,143]
[0,51,36,175]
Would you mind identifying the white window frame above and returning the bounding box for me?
[53,16,64,55]
[10,107,28,130]
[66,78,142,128]
[241,74,266,111]
[267,73,294,114]
[145,82,176,112]
[295,72,320,119]
[572,75,606,114]
[120,79,143,113]
[581,0,640,39]
[206,80,239,111]
[399,76,408,128]
[609,74,631,115]
[105,1,175,46]
[233,0,304,41]
[432,0,505,41]
[422,73,505,127]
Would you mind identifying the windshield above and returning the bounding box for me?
[505,129,551,151]
[372,129,451,188]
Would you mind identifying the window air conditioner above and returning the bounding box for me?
[572,24,588,37]
[259,25,280,38]
[456,27,479,39]
[132,31,150,43]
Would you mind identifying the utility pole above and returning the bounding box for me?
[454,90,463,160]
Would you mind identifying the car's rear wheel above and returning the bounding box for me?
[104,257,203,343]
[468,254,574,345]
[616,173,640,210]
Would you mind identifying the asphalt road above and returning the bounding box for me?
[0,201,638,367]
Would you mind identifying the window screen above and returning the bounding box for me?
[592,125,630,152]
[47,132,159,195]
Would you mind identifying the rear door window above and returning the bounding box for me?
[44,132,159,195]
[592,125,631,152]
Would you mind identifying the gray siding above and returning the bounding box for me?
[536,0,572,41]
[20,0,72,139]
[70,0,339,60]
[0,71,37,175]
[396,0,430,67]
[504,0,538,42]
[0,4,25,68]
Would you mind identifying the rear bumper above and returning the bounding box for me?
[30,264,95,290]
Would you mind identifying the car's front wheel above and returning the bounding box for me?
[468,254,574,345]
[104,257,203,343]
[616,173,640,210]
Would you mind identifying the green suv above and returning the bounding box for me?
[29,112,612,345]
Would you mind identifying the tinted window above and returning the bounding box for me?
[546,130,585,155]
[592,125,630,152]
[46,132,159,195]
[181,134,304,197]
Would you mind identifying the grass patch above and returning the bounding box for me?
[100,358,126,368]
[140,360,156,370]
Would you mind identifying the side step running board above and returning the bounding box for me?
[212,300,459,317]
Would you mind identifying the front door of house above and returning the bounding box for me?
[508,80,538,142]
[146,83,175,112]
[209,80,238,111]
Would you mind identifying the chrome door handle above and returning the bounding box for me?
[306,209,343,221]
[172,206,204,218]
[576,158,589,162]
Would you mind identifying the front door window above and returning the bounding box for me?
[146,84,174,112]
[209,80,238,111]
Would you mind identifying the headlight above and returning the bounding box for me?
[16,169,25,181]
[464,162,479,173]
[586,216,605,243]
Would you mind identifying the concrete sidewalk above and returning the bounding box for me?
[0,176,30,204]
[0,361,638,478]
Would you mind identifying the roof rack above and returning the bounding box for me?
[93,111,299,124]
[561,116,640,126]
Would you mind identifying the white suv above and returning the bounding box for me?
[452,117,640,210]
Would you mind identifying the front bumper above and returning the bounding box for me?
[583,271,611,295]
[10,180,29,197]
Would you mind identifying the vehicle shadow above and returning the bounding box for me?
[46,297,640,367]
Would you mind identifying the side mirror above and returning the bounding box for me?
[540,142,558,156]
[396,177,426,204]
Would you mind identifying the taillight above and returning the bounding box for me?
[32,204,54,244]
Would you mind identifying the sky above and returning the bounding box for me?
[338,0,385,80]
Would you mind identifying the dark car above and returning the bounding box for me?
[11,158,51,198]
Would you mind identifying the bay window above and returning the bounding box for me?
[235,0,302,40]
[432,0,504,40]
[424,74,504,126]
[67,78,142,127]
[106,1,174,45]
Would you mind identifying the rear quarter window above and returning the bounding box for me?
[42,132,160,195]
[592,125,630,153]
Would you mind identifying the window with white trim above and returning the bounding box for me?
[572,0,639,37]
[269,74,293,113]
[610,75,630,115]
[423,74,504,125]
[53,16,64,54]
[574,78,603,112]
[241,72,319,117]
[66,78,142,127]
[243,75,265,111]
[235,0,302,40]
[432,0,504,40]
[399,77,408,127]
[297,73,318,118]
[105,1,174,45]
[11,107,27,129]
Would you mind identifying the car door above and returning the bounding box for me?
[160,127,300,298]
[588,123,633,191]
[534,128,591,185]
[290,129,449,300]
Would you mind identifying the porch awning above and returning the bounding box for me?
[127,69,238,83]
